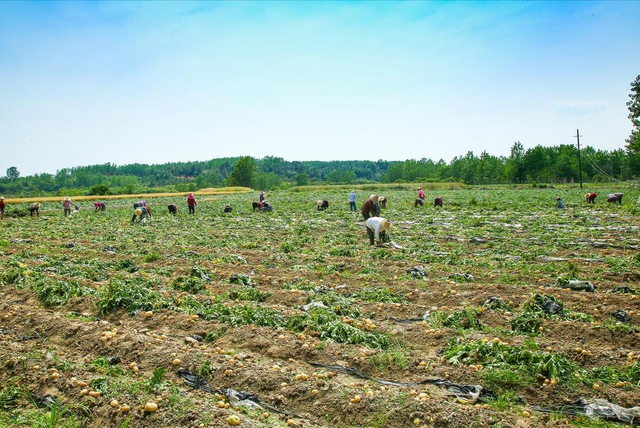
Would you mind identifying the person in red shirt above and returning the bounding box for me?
[585,193,597,204]
[187,193,197,215]
[0,197,5,219]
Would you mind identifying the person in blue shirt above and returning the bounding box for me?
[348,190,357,211]
[555,197,565,209]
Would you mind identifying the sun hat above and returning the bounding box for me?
[381,219,391,230]
[0,196,4,200]
[65,197,70,201]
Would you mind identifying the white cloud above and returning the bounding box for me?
[551,100,607,116]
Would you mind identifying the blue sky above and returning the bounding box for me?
[1,1,639,176]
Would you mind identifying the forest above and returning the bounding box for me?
[1,143,639,197]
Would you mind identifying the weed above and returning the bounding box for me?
[142,251,161,263]
[369,350,409,371]
[66,312,97,322]
[329,247,356,257]
[582,362,640,386]
[280,241,297,253]
[226,286,271,302]
[0,383,20,410]
[90,357,124,376]
[144,367,165,394]
[90,376,110,394]
[282,282,316,291]
[204,328,227,343]
[352,286,405,303]
[601,318,638,334]
[31,403,78,428]
[195,360,215,378]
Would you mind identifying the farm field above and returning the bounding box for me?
[1,186,639,428]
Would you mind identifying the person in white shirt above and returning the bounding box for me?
[365,217,391,246]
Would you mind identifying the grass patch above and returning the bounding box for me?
[369,350,410,371]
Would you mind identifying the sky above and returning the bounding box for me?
[1,1,639,177]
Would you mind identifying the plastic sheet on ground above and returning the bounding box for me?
[609,286,638,295]
[191,266,212,281]
[535,398,640,426]
[424,379,495,403]
[390,310,430,324]
[540,297,563,315]
[229,274,252,286]
[483,297,506,309]
[612,310,631,323]
[556,279,596,292]
[301,301,327,311]
[449,273,474,282]
[306,362,494,403]
[406,266,427,279]
[176,371,294,416]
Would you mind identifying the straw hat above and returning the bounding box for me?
[134,208,143,216]
[65,197,70,201]
[381,219,391,230]
[0,196,4,200]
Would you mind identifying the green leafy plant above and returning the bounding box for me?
[226,286,271,302]
[96,279,159,315]
[353,286,405,303]
[429,308,484,331]
[144,367,165,394]
[445,339,578,380]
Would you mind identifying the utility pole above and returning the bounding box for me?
[575,129,583,189]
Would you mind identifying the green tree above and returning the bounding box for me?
[226,156,256,188]
[505,142,525,183]
[295,173,309,186]
[626,74,640,152]
[89,184,110,195]
[255,171,283,190]
[6,166,19,180]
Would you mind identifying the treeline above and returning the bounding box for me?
[1,143,639,197]
[383,143,640,185]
